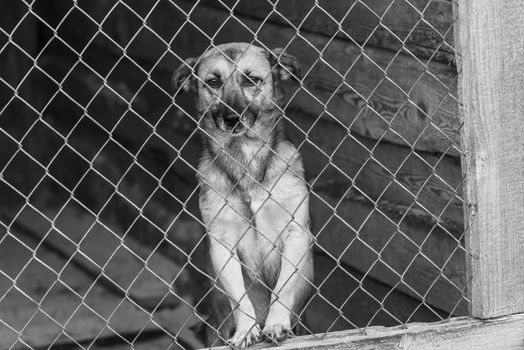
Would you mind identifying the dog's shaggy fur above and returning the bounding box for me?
[173,42,313,348]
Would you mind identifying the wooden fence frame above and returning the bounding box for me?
[213,1,524,348]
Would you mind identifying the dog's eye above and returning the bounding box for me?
[245,77,263,86]
[205,78,221,89]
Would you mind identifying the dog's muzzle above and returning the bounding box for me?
[212,104,255,135]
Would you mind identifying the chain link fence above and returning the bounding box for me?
[0,0,466,349]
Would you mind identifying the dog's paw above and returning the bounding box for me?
[262,322,293,344]
[228,323,262,349]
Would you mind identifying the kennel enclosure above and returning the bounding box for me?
[0,0,523,349]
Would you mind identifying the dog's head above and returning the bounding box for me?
[173,43,301,138]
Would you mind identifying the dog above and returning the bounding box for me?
[173,42,314,348]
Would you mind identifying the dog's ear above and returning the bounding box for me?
[269,48,302,83]
[172,57,198,93]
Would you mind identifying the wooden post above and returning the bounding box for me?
[458,1,524,318]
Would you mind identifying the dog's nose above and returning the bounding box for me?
[223,114,240,128]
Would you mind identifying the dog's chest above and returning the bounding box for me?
[222,139,271,190]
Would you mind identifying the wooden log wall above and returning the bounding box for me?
[9,0,465,337]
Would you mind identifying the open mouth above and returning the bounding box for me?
[223,115,247,136]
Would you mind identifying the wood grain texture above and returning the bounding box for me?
[42,0,460,155]
[458,0,524,318]
[209,313,524,350]
[288,111,466,313]
[36,52,202,208]
[311,193,466,315]
[10,207,181,309]
[200,0,456,64]
[304,254,444,333]
[286,108,464,228]
[0,226,199,349]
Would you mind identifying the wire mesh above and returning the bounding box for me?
[0,0,467,349]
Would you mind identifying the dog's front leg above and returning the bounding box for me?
[202,188,262,348]
[263,225,313,342]
[208,234,262,348]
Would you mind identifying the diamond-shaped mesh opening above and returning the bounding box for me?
[0,0,465,348]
